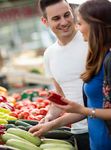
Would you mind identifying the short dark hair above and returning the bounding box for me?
[38,0,67,17]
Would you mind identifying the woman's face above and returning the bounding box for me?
[77,13,90,41]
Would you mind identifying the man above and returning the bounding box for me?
[30,0,90,149]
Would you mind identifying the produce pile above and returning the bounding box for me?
[0,95,17,126]
[0,87,51,125]
[4,88,51,121]
[0,127,75,150]
[0,86,77,150]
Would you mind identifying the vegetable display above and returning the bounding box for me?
[0,87,76,150]
[0,128,76,150]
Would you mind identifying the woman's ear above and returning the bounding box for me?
[41,17,48,27]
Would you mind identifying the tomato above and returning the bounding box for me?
[31,102,37,108]
[39,108,47,115]
[39,90,49,97]
[18,111,29,119]
[35,98,44,103]
[14,102,23,109]
[37,102,46,109]
[30,109,40,116]
[22,99,31,106]
[12,93,21,101]
[23,111,30,119]
[44,99,50,106]
[27,115,36,120]
[34,115,44,121]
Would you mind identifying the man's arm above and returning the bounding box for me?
[40,78,65,123]
[52,78,65,97]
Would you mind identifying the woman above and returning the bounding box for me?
[55,0,111,149]
[29,0,111,149]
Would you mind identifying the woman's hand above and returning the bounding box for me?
[54,97,84,114]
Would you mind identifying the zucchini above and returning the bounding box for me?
[44,130,73,139]
[6,139,42,150]
[0,145,20,150]
[15,120,32,127]
[7,128,41,146]
[42,148,71,150]
[17,126,27,130]
[25,125,32,131]
[1,132,27,143]
[7,120,16,124]
[5,124,16,130]
[20,119,38,126]
[40,143,74,150]
[42,138,71,145]
[56,126,71,131]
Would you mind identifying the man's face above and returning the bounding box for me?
[43,0,74,39]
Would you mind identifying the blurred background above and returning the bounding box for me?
[0,0,78,92]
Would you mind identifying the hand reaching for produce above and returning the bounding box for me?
[39,114,53,124]
[29,122,54,137]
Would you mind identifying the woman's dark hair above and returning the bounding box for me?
[79,0,111,82]
[38,0,67,17]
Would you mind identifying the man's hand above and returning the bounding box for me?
[39,114,53,124]
[29,122,54,137]
[39,103,63,124]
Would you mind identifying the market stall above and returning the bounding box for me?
[0,87,77,150]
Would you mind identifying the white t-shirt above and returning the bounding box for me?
[44,31,88,134]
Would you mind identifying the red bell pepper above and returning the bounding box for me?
[0,96,7,103]
[47,91,67,105]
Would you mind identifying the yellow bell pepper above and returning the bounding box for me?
[0,118,8,124]
[0,107,11,114]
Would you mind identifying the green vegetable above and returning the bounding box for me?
[40,143,74,150]
[5,124,16,130]
[7,120,16,124]
[6,139,42,150]
[1,132,27,143]
[17,126,27,130]
[20,119,38,126]
[44,130,73,139]
[42,138,71,145]
[0,145,20,150]
[7,128,41,146]
[15,120,32,127]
